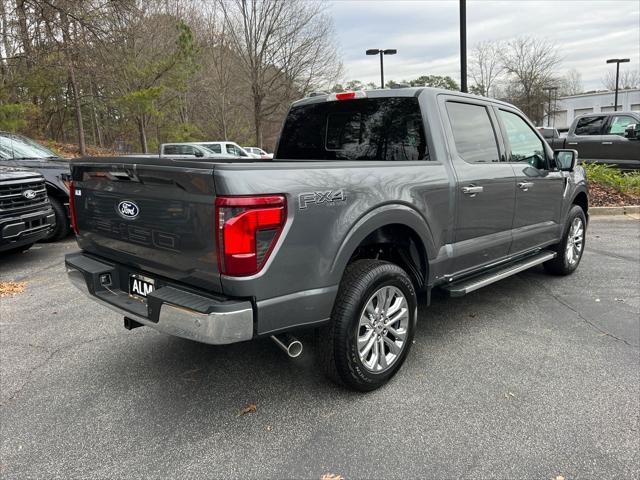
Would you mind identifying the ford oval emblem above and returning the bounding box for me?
[117,200,139,219]
[23,189,37,200]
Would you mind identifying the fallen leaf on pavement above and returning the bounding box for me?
[0,282,27,298]
[237,403,257,417]
[321,474,344,480]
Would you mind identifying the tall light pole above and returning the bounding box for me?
[543,86,558,127]
[366,48,397,88]
[460,0,467,93]
[606,58,630,112]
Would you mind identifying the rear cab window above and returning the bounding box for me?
[276,97,429,161]
[445,102,500,163]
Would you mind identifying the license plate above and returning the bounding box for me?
[129,274,155,299]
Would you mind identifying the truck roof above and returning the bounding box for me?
[292,87,517,110]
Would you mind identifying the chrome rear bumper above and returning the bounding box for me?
[65,252,254,345]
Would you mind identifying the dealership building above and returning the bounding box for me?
[550,88,640,129]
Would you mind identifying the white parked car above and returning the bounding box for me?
[244,147,273,160]
[159,143,221,158]
[197,142,258,158]
[159,142,259,159]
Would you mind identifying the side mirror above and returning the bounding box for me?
[194,150,204,158]
[624,123,639,140]
[554,149,578,172]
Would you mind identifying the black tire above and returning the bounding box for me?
[544,205,587,275]
[43,196,70,242]
[318,259,417,391]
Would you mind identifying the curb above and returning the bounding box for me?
[590,205,640,216]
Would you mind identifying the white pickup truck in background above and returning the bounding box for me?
[159,142,258,159]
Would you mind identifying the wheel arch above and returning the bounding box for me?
[572,190,588,215]
[330,204,436,290]
[45,181,69,201]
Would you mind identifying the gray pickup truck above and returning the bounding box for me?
[65,88,588,391]
[544,111,640,169]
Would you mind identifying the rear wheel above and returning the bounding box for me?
[544,205,586,275]
[43,196,70,242]
[318,259,417,391]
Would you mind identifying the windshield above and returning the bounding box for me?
[0,133,60,160]
[276,97,428,161]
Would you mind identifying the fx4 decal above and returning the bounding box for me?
[298,190,346,209]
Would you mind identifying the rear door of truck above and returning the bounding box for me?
[72,157,222,292]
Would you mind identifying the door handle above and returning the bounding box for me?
[567,142,578,145]
[461,185,483,196]
[518,182,534,191]
[602,141,613,145]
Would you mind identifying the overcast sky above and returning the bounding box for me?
[327,0,640,91]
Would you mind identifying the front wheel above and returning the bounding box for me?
[43,197,70,242]
[318,259,417,391]
[544,205,587,275]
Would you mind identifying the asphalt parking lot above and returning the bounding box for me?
[1,216,639,479]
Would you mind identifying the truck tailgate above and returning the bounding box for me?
[72,158,221,292]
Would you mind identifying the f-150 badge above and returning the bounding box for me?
[299,190,346,209]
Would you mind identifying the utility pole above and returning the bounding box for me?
[543,86,558,127]
[459,0,467,92]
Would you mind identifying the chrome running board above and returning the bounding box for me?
[442,251,556,297]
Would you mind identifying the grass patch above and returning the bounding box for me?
[581,163,640,197]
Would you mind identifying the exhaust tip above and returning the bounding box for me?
[287,340,303,358]
[271,333,303,358]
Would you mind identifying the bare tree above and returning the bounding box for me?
[500,37,561,123]
[218,0,341,147]
[469,40,503,97]
[602,69,640,90]
[560,68,583,96]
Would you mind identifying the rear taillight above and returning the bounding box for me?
[69,180,79,235]
[215,195,286,276]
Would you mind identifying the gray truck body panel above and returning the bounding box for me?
[67,88,588,339]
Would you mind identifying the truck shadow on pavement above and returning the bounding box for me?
[72,269,543,417]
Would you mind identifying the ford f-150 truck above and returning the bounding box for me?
[1,167,55,252]
[65,88,588,391]
[544,111,640,169]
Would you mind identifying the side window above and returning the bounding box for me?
[180,145,195,155]
[498,110,546,168]
[204,144,222,154]
[164,145,178,155]
[226,145,239,156]
[446,102,500,163]
[606,115,635,135]
[574,116,605,135]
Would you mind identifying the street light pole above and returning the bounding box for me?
[379,51,384,89]
[366,48,397,88]
[543,86,558,127]
[460,0,467,93]
[606,58,630,112]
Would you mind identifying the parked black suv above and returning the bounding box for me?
[0,167,55,253]
[0,132,71,240]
